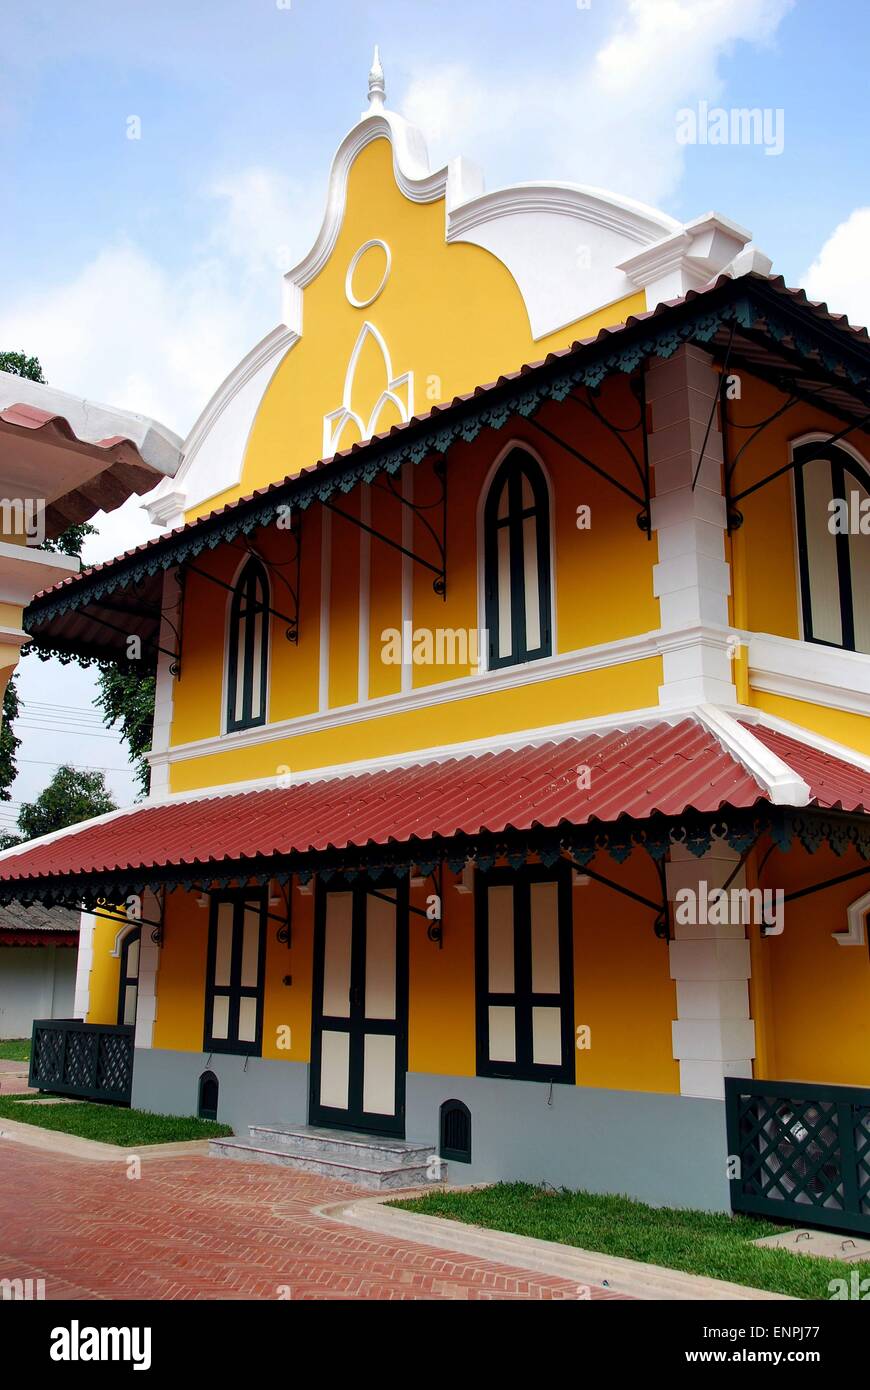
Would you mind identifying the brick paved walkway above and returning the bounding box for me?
[0,1142,627,1300]
[0,1058,33,1095]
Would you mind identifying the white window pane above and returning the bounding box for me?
[488,885,514,992]
[530,881,560,993]
[123,985,138,1027]
[848,479,870,653]
[497,527,512,656]
[211,994,229,1040]
[240,907,261,988]
[365,890,396,1020]
[488,1005,516,1063]
[234,614,246,719]
[497,481,509,521]
[323,893,353,1018]
[804,461,842,645]
[532,1006,563,1066]
[320,1030,350,1110]
[523,515,541,650]
[214,904,234,987]
[250,613,264,716]
[363,1034,396,1115]
[237,996,257,1044]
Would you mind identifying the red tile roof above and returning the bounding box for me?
[0,720,768,885]
[745,723,870,812]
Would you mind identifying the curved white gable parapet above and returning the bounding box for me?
[145,54,758,525]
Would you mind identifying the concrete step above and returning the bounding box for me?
[208,1132,445,1190]
[247,1123,435,1168]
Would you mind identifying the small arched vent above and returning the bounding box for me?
[198,1070,219,1122]
[439,1099,471,1163]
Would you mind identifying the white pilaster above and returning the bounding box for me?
[133,889,161,1050]
[148,568,181,798]
[646,346,736,706]
[668,843,755,1099]
[73,910,95,1020]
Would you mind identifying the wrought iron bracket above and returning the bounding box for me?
[323,457,448,598]
[181,554,300,643]
[269,880,293,947]
[567,854,671,941]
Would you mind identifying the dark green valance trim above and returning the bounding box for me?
[3,805,867,911]
[24,281,870,633]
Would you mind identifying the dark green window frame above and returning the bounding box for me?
[117,926,141,1027]
[474,862,575,1084]
[483,449,553,671]
[226,556,270,732]
[203,889,268,1057]
[794,441,870,654]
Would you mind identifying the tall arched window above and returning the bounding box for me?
[226,557,270,731]
[117,927,140,1027]
[483,449,553,669]
[794,442,870,654]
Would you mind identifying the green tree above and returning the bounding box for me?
[14,765,116,843]
[0,675,21,802]
[0,350,45,382]
[94,668,155,796]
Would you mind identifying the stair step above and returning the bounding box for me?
[248,1122,435,1167]
[208,1134,445,1190]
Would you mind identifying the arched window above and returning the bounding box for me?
[483,449,553,669]
[117,927,140,1027]
[794,442,870,654]
[226,557,270,731]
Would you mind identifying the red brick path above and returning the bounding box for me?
[0,1142,627,1300]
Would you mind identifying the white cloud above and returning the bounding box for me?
[803,208,870,331]
[403,0,794,207]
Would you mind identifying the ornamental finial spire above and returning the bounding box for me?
[367,45,385,112]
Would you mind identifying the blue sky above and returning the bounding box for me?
[1,0,868,813]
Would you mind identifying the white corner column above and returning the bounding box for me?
[73,910,96,1020]
[646,346,737,706]
[134,889,161,1050]
[668,844,755,1099]
[148,568,181,799]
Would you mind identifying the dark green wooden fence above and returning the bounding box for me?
[29,1020,134,1105]
[725,1076,870,1236]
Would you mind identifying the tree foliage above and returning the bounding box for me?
[94,668,155,796]
[0,350,45,382]
[14,765,116,844]
[0,676,21,803]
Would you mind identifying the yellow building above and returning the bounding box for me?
[4,56,870,1223]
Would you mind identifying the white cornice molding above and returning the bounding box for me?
[148,626,665,770]
[748,631,870,719]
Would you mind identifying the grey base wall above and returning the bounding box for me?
[131,1049,729,1210]
[131,1047,308,1135]
[407,1073,731,1211]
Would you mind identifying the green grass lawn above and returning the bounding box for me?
[0,1038,30,1062]
[0,1093,232,1145]
[393,1182,870,1300]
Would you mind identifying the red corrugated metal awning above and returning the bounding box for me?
[3,715,868,895]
